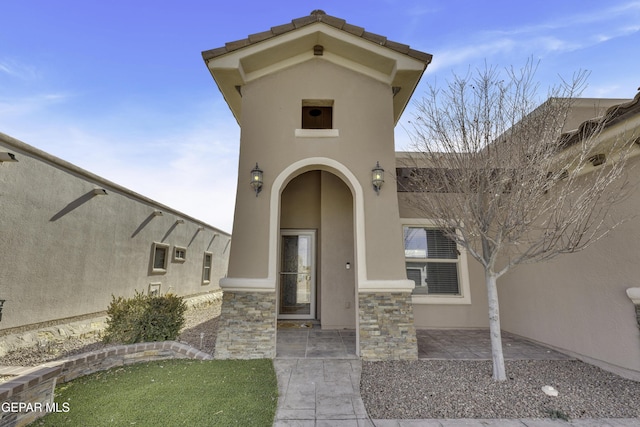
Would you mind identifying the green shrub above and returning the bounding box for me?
[102,291,187,344]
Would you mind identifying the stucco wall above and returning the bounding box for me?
[411,258,489,328]
[320,172,356,328]
[0,133,230,331]
[227,59,406,283]
[498,155,640,377]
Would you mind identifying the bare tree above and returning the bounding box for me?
[403,61,636,381]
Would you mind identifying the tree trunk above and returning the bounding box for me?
[486,271,507,381]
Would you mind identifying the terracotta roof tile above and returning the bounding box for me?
[248,30,274,43]
[342,22,365,37]
[270,22,295,36]
[383,39,410,54]
[225,38,251,52]
[408,48,433,64]
[318,15,346,29]
[559,91,640,148]
[202,10,432,63]
[292,15,316,28]
[361,31,387,45]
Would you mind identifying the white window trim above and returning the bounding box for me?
[295,129,340,138]
[151,242,170,274]
[202,252,213,285]
[173,246,187,263]
[401,219,471,305]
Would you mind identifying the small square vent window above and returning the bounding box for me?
[302,102,333,129]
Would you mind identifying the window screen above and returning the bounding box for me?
[403,227,460,295]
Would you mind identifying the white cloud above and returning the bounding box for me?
[69,122,240,233]
[425,2,640,74]
[592,24,640,43]
[0,92,71,116]
[426,38,517,73]
[0,59,40,81]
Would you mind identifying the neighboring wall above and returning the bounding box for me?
[499,153,640,379]
[0,133,230,331]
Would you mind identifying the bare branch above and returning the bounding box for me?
[402,59,638,380]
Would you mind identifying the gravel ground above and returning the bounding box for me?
[0,302,221,367]
[361,359,640,420]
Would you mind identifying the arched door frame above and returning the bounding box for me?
[268,158,366,293]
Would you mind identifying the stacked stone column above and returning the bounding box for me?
[358,292,418,360]
[214,291,276,359]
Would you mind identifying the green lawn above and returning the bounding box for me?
[31,359,278,427]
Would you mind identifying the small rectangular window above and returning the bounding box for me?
[302,106,332,129]
[174,246,186,263]
[301,100,334,130]
[202,252,213,284]
[151,242,169,274]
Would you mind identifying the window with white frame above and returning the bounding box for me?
[403,223,471,304]
[151,242,169,274]
[202,252,213,284]
[174,246,186,263]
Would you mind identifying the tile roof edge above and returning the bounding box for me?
[201,10,431,63]
[559,91,640,148]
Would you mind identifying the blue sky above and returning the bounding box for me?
[1,0,639,232]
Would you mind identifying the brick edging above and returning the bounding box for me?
[0,341,212,427]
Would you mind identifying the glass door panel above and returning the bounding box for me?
[279,231,315,319]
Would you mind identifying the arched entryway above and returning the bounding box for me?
[278,169,356,327]
[276,167,358,357]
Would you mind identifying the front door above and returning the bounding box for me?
[278,230,316,319]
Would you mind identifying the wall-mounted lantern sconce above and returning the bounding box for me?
[250,163,263,196]
[0,152,18,162]
[372,161,384,195]
[0,299,5,322]
[92,187,108,196]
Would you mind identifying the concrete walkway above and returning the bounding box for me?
[272,327,640,426]
[273,358,367,425]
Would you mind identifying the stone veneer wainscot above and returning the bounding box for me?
[358,292,418,360]
[214,291,276,359]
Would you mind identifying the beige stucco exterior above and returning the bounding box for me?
[398,96,640,379]
[0,8,637,380]
[0,132,229,331]
[206,10,431,359]
[206,10,640,375]
[498,112,640,379]
[225,59,410,288]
